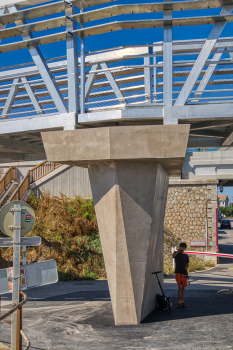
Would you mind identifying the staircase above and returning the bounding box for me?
[0,167,18,208]
[0,161,61,208]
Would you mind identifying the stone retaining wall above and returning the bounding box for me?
[164,180,218,252]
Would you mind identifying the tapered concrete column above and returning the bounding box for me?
[89,161,169,324]
[42,125,190,325]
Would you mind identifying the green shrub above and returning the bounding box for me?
[220,206,233,217]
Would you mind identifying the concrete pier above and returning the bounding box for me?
[42,125,190,325]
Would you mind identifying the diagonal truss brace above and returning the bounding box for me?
[1,78,20,119]
[100,62,125,103]
[175,5,233,106]
[7,5,68,114]
[21,77,43,115]
[222,125,233,146]
[1,76,43,119]
[191,48,225,103]
[85,63,99,102]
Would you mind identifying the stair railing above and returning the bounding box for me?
[0,167,16,197]
[29,161,61,183]
[9,161,61,202]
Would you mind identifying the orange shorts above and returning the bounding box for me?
[176,273,187,288]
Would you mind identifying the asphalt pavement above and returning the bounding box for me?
[1,224,233,350]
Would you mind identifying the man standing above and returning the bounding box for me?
[172,242,189,309]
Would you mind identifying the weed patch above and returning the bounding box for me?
[0,193,105,281]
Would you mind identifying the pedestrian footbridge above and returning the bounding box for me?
[1,0,233,326]
[183,149,233,186]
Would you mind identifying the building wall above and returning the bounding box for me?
[33,166,92,198]
[164,180,218,252]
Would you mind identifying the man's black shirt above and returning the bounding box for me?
[175,252,189,275]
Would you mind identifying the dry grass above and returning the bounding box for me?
[0,193,215,280]
[0,193,106,281]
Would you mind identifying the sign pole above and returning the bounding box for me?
[11,203,21,350]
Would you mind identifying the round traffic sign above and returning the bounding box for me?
[0,201,36,237]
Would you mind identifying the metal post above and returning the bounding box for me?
[80,8,85,114]
[163,0,173,107]
[153,50,157,103]
[11,203,21,350]
[65,1,79,120]
[144,47,153,103]
[22,246,26,266]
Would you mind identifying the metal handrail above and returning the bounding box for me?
[0,292,27,322]
[0,167,16,197]
[0,292,30,350]
[9,161,62,202]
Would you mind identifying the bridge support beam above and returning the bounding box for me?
[42,124,190,325]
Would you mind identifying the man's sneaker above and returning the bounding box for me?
[181,301,186,308]
[178,302,182,309]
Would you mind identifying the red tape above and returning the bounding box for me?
[172,250,233,258]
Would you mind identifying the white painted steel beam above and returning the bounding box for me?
[191,48,224,102]
[221,125,233,146]
[0,31,67,54]
[0,16,66,40]
[100,62,125,103]
[0,1,229,27]
[165,103,233,120]
[78,107,163,124]
[73,1,233,23]
[7,6,68,115]
[163,0,174,125]
[21,77,43,114]
[85,64,99,101]
[73,14,233,38]
[0,0,115,10]
[175,5,233,106]
[80,7,86,115]
[1,77,19,118]
[0,113,77,135]
[144,47,153,103]
[66,2,79,118]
